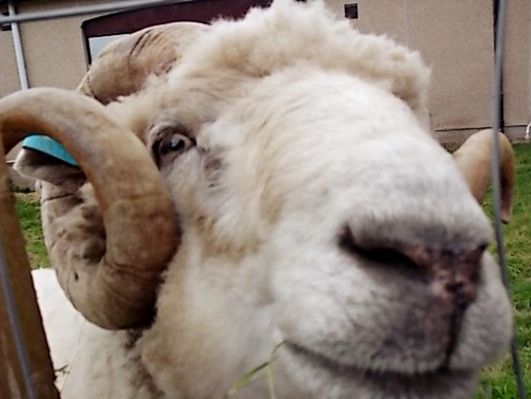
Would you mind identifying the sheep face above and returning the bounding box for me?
[131,68,512,398]
[4,1,513,398]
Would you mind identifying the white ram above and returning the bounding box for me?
[0,1,515,398]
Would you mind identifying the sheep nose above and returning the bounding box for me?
[396,243,484,307]
[339,227,485,307]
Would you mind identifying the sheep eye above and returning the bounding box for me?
[152,128,196,167]
[158,134,194,156]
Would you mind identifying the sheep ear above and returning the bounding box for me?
[14,148,85,190]
[452,130,515,223]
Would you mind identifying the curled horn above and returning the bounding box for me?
[5,22,206,328]
[453,129,515,223]
[0,88,179,329]
[78,22,207,103]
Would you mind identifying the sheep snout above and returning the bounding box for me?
[338,225,484,310]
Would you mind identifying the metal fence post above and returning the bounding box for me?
[0,140,59,399]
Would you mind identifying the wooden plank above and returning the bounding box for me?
[0,140,59,398]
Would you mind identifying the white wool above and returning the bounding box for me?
[170,0,430,125]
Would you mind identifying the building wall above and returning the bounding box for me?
[0,9,20,95]
[0,0,530,145]
[405,0,493,133]
[15,1,109,90]
[504,0,531,127]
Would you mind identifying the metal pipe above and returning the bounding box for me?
[491,1,527,398]
[0,144,60,398]
[493,0,505,131]
[0,231,36,399]
[0,0,193,24]
[7,1,29,90]
[528,1,531,137]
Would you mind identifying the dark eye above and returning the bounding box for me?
[152,127,195,167]
[158,133,194,156]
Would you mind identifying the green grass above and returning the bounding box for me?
[14,192,48,268]
[475,144,531,398]
[12,145,531,398]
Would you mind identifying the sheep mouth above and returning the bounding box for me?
[285,342,463,385]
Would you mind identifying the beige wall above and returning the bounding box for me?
[1,1,530,142]
[1,0,108,96]
[504,0,531,127]
[18,15,88,90]
[405,0,493,132]
[0,4,20,96]
[0,30,19,94]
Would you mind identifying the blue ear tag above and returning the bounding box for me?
[22,135,79,167]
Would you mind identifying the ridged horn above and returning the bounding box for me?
[0,88,178,329]
[78,22,207,104]
[453,129,515,223]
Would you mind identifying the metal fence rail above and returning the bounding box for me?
[0,0,194,24]
[0,141,59,399]
[491,1,527,397]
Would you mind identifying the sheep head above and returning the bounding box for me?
[1,1,513,398]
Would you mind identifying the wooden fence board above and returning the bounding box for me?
[0,140,59,399]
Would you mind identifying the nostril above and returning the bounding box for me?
[444,280,465,295]
[338,226,417,268]
[442,280,476,308]
[338,225,485,300]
